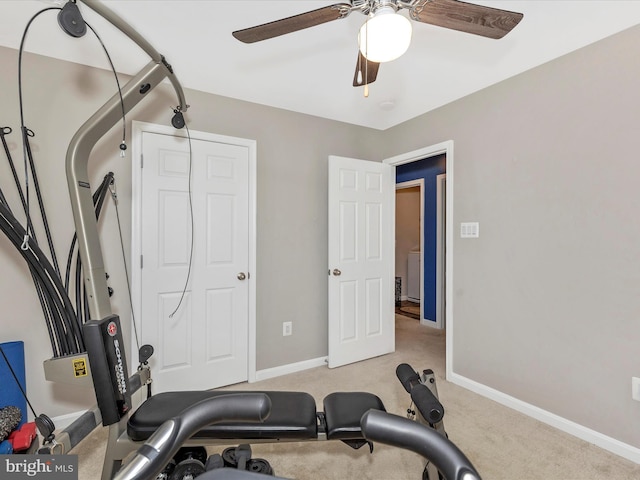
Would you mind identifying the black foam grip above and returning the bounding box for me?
[396,363,420,393]
[411,384,445,424]
[361,409,482,480]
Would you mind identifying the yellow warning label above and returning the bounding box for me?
[73,358,88,377]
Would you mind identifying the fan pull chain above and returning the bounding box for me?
[364,18,369,98]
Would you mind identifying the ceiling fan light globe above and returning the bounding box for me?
[358,10,412,63]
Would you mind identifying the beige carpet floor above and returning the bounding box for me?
[71,315,640,479]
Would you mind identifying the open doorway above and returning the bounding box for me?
[385,140,454,378]
[395,181,424,322]
[394,155,446,329]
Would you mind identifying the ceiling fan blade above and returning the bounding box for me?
[353,51,380,87]
[410,0,523,39]
[233,3,352,43]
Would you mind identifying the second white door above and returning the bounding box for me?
[328,155,395,368]
[138,130,251,392]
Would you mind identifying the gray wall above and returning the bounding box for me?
[381,25,640,449]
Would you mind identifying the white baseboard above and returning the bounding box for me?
[449,371,640,464]
[253,356,327,382]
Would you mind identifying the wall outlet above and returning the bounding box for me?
[283,321,292,337]
[633,377,640,401]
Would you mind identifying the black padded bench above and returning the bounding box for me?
[128,390,385,444]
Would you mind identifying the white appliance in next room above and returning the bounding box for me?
[407,251,420,303]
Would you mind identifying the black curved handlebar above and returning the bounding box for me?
[361,409,482,480]
[114,393,271,480]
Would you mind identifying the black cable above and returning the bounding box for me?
[85,22,127,152]
[33,277,60,358]
[17,7,58,250]
[3,242,72,355]
[1,126,29,223]
[0,205,81,353]
[0,127,68,356]
[0,187,8,210]
[109,178,140,352]
[0,346,37,418]
[75,250,84,323]
[0,225,70,356]
[0,207,70,355]
[22,128,61,276]
[9,5,128,352]
[64,173,111,292]
[65,173,113,328]
[169,123,195,318]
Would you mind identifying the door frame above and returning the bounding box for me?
[130,121,258,382]
[395,179,425,324]
[435,173,446,330]
[384,140,454,380]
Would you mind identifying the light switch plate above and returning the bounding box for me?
[460,222,479,238]
[283,321,292,337]
[632,377,640,401]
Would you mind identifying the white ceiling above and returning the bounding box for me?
[2,1,640,130]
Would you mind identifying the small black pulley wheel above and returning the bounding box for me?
[204,453,225,471]
[158,459,176,479]
[173,446,208,465]
[222,447,238,468]
[247,458,273,475]
[168,458,205,480]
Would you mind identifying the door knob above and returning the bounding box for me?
[237,272,246,280]
[332,269,341,276]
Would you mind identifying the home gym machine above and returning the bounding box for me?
[33,1,383,478]
[28,2,480,479]
[395,363,453,480]
[109,389,481,480]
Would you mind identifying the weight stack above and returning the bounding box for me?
[0,341,27,427]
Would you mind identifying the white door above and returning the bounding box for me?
[139,131,250,392]
[328,155,394,368]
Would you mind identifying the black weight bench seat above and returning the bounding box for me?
[128,391,317,442]
[323,392,385,440]
[127,390,385,443]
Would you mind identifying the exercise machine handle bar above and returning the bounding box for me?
[79,0,188,111]
[66,0,189,322]
[113,393,271,480]
[361,409,482,480]
[396,363,444,424]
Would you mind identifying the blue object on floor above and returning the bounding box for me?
[0,439,13,454]
[0,341,27,427]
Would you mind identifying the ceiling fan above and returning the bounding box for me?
[232,0,523,91]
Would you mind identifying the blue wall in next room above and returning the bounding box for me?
[396,154,446,323]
